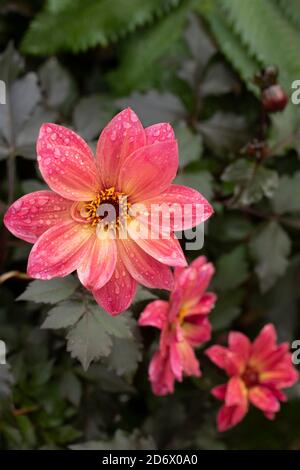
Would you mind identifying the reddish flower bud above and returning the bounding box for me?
[262,84,288,113]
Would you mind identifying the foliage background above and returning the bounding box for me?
[1,0,300,450]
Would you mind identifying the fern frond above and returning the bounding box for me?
[21,0,181,55]
[219,0,300,91]
[200,1,260,94]
[273,0,300,30]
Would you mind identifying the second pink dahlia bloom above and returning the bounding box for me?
[139,256,216,395]
[4,109,213,315]
[206,324,299,432]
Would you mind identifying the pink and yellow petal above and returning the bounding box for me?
[37,123,100,201]
[93,255,137,316]
[138,300,169,329]
[145,123,175,145]
[217,403,248,432]
[149,350,175,396]
[77,233,117,291]
[4,191,72,243]
[118,141,178,202]
[225,377,248,407]
[248,386,280,413]
[96,108,146,189]
[27,221,93,279]
[118,238,174,290]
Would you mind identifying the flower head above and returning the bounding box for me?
[206,324,299,432]
[139,256,216,395]
[4,109,213,315]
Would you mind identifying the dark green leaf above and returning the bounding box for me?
[18,277,79,304]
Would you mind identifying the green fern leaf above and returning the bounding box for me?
[108,0,193,94]
[219,0,300,91]
[21,0,181,55]
[274,0,300,30]
[200,1,260,94]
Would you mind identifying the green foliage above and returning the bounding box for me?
[17,277,79,304]
[250,221,291,292]
[22,0,181,54]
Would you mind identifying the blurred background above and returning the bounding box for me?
[1,0,300,450]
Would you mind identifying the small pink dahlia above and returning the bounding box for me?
[4,109,213,315]
[206,324,299,432]
[139,256,216,395]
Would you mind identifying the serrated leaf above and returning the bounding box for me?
[250,221,291,292]
[108,0,192,94]
[175,121,203,167]
[22,0,181,55]
[59,370,82,406]
[272,172,300,214]
[214,245,249,291]
[39,57,76,110]
[198,112,249,153]
[41,301,85,329]
[73,95,116,141]
[0,42,24,84]
[222,159,278,205]
[67,305,132,370]
[18,277,79,304]
[116,90,185,126]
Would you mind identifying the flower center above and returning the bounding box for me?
[72,187,131,232]
[242,366,259,388]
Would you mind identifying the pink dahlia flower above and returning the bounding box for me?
[4,109,213,315]
[206,324,299,432]
[139,256,216,395]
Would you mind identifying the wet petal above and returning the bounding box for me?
[77,234,117,291]
[138,300,169,329]
[118,140,178,202]
[27,221,93,279]
[217,403,248,432]
[225,377,248,407]
[4,190,72,243]
[93,254,137,316]
[118,238,174,290]
[145,123,175,144]
[183,317,211,346]
[149,350,175,396]
[96,108,146,188]
[139,185,213,232]
[128,220,187,267]
[248,386,280,413]
[228,332,251,364]
[37,123,100,201]
[212,384,227,401]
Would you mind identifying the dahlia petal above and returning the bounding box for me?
[27,221,93,279]
[228,332,251,365]
[149,350,175,396]
[185,293,217,317]
[118,141,178,202]
[260,363,299,388]
[138,300,169,329]
[37,124,100,200]
[212,384,227,401]
[170,341,184,381]
[4,191,72,243]
[251,323,277,362]
[217,404,248,432]
[177,261,215,306]
[93,255,137,316]
[225,377,248,407]
[183,317,211,347]
[96,108,146,189]
[205,345,228,370]
[128,220,187,267]
[77,234,117,291]
[118,238,174,290]
[225,351,245,376]
[248,386,280,413]
[177,340,201,377]
[139,185,213,231]
[145,123,175,145]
